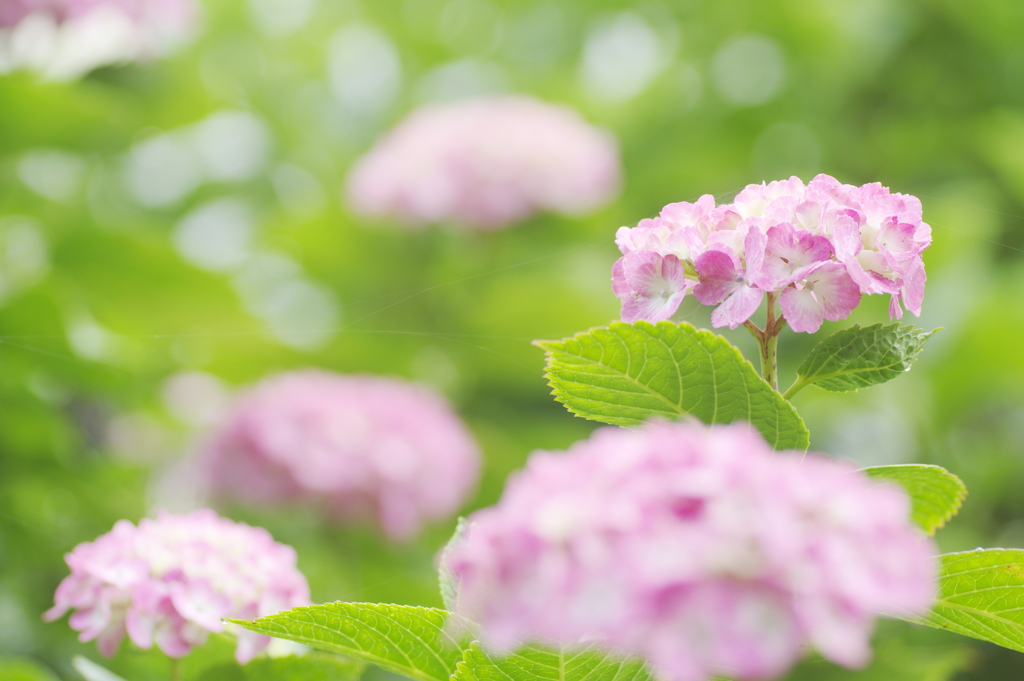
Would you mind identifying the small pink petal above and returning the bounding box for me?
[811,263,862,322]
[899,257,926,317]
[780,287,825,334]
[694,249,741,305]
[611,257,630,297]
[889,295,904,320]
[875,218,917,259]
[710,286,763,330]
[95,616,127,658]
[781,263,861,333]
[743,227,768,282]
[619,252,689,323]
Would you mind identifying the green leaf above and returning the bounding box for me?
[920,549,1024,652]
[787,324,937,397]
[863,465,967,535]
[0,657,61,681]
[454,641,653,681]
[193,653,365,681]
[534,321,809,450]
[231,603,468,681]
[438,517,468,611]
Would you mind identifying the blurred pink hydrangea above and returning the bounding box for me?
[346,95,621,230]
[44,509,309,663]
[612,175,931,332]
[444,421,936,681]
[0,0,197,80]
[201,371,480,541]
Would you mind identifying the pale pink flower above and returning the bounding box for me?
[0,0,197,80]
[346,95,621,230]
[757,222,833,291]
[44,509,309,663]
[779,261,862,334]
[444,421,936,681]
[614,251,691,323]
[692,228,767,330]
[611,175,931,330]
[200,371,480,541]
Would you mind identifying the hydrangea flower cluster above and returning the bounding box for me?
[0,0,197,80]
[200,371,480,541]
[612,175,931,332]
[346,95,621,230]
[444,421,936,681]
[44,509,309,663]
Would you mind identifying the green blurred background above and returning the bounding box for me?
[2,0,1024,678]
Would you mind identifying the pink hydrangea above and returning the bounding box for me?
[346,95,621,230]
[200,371,480,541]
[444,421,936,681]
[0,0,197,80]
[612,175,931,332]
[44,509,309,663]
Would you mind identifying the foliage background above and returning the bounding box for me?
[2,0,1024,678]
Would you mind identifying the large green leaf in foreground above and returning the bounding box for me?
[863,464,967,534]
[454,641,652,681]
[232,603,467,681]
[788,324,936,397]
[237,605,657,681]
[921,549,1024,652]
[194,654,364,681]
[535,321,809,450]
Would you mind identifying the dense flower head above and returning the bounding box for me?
[346,95,621,230]
[612,175,931,332]
[0,0,197,80]
[200,370,480,540]
[44,509,309,663]
[444,420,936,681]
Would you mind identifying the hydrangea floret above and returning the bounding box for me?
[44,509,309,663]
[200,370,480,541]
[612,175,931,388]
[346,95,621,230]
[443,420,937,681]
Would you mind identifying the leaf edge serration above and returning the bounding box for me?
[533,320,810,451]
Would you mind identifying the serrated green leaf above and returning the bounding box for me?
[438,517,468,611]
[193,653,365,681]
[454,641,653,681]
[231,603,468,681]
[863,465,967,535]
[534,321,809,450]
[919,549,1024,652]
[787,324,937,397]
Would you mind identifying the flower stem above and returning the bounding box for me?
[170,658,182,681]
[759,293,782,391]
[743,295,785,391]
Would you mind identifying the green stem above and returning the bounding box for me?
[170,658,182,681]
[760,327,779,391]
[760,293,780,391]
[782,376,808,401]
